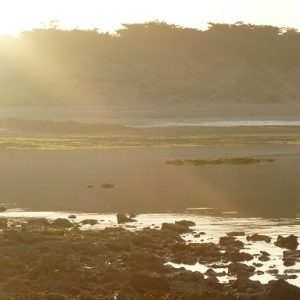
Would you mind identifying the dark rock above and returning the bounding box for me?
[205,268,218,277]
[227,251,253,262]
[226,231,245,237]
[275,235,298,250]
[161,222,191,233]
[107,238,132,251]
[175,220,196,227]
[127,252,165,272]
[68,215,77,219]
[27,218,50,227]
[192,242,221,258]
[246,234,271,243]
[0,218,8,229]
[253,263,263,267]
[219,236,244,248]
[256,270,264,275]
[129,272,169,291]
[4,230,44,244]
[117,213,136,224]
[51,218,73,228]
[102,183,115,189]
[259,254,270,262]
[264,279,300,300]
[228,262,255,275]
[0,206,6,212]
[45,294,66,300]
[129,213,137,218]
[117,286,143,300]
[80,219,98,226]
[282,250,300,267]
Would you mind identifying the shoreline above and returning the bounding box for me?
[0,214,299,299]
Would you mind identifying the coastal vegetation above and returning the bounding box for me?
[1,22,300,106]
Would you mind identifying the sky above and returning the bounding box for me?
[0,0,300,35]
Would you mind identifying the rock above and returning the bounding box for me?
[51,218,73,228]
[129,213,137,218]
[228,262,255,275]
[192,242,222,258]
[45,294,66,300]
[117,286,143,300]
[258,255,270,261]
[181,256,197,265]
[267,269,279,275]
[205,268,218,277]
[27,218,50,227]
[284,269,300,274]
[275,235,298,250]
[107,238,132,251]
[127,252,165,272]
[117,214,136,224]
[246,234,271,243]
[129,272,170,291]
[227,251,253,262]
[86,185,93,188]
[0,218,8,229]
[0,206,7,212]
[102,183,115,189]
[68,215,77,219]
[256,270,264,275]
[264,279,300,299]
[161,222,191,233]
[282,250,300,266]
[226,231,245,237]
[175,220,196,227]
[275,274,298,280]
[4,230,44,244]
[80,219,98,226]
[253,263,263,267]
[219,236,244,248]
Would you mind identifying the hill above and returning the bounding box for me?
[0,22,300,107]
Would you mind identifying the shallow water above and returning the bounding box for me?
[1,211,300,286]
[131,120,300,128]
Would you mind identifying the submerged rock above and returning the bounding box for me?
[0,206,7,212]
[117,214,136,224]
[102,183,115,189]
[275,235,298,250]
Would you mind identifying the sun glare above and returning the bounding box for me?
[0,0,300,36]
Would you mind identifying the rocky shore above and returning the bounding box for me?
[0,216,299,299]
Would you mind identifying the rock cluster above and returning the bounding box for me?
[0,217,299,299]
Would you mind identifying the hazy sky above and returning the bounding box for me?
[0,0,300,35]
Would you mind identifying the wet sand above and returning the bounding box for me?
[0,144,299,217]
